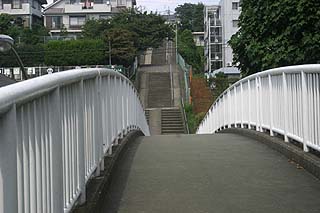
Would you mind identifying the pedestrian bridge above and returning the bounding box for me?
[0,65,319,213]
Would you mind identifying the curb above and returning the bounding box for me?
[220,128,320,180]
[73,130,144,213]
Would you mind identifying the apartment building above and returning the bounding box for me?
[44,0,136,35]
[0,0,47,28]
[204,0,241,75]
[192,31,204,47]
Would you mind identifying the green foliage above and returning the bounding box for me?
[59,25,69,37]
[208,72,238,100]
[83,9,174,51]
[229,0,320,76]
[44,39,105,66]
[175,3,204,32]
[184,103,205,133]
[82,9,174,67]
[0,44,45,67]
[178,29,203,73]
[105,28,137,67]
[0,14,49,45]
[111,9,174,50]
[82,19,111,39]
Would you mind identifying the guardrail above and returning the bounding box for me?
[0,68,150,213]
[180,98,190,134]
[197,64,320,153]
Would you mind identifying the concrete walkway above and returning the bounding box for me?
[99,134,320,213]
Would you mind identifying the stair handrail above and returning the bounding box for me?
[181,97,190,134]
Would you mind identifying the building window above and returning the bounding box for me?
[232,20,239,28]
[70,16,86,28]
[52,16,62,29]
[12,0,22,9]
[0,0,3,9]
[117,0,125,6]
[232,2,239,10]
[211,61,222,71]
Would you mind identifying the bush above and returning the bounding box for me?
[184,103,205,133]
[44,39,106,66]
[0,43,45,67]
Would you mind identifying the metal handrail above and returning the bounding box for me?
[0,68,150,213]
[197,64,320,153]
[180,98,190,134]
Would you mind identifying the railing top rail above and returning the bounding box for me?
[198,64,320,132]
[222,64,320,96]
[0,68,138,114]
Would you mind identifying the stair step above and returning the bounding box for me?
[162,119,183,122]
[162,128,185,131]
[161,131,185,134]
[162,115,181,118]
[162,122,184,125]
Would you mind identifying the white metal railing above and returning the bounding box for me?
[197,64,320,152]
[0,68,150,213]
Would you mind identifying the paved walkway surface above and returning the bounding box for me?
[99,134,320,213]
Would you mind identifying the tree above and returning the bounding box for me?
[82,9,174,51]
[0,13,23,40]
[105,28,137,67]
[175,3,204,32]
[178,29,203,73]
[229,0,320,76]
[0,13,50,45]
[82,18,111,39]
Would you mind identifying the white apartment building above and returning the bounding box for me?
[192,31,204,47]
[204,0,241,74]
[0,0,47,28]
[44,0,136,35]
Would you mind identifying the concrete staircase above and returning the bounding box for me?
[148,72,172,108]
[161,108,185,134]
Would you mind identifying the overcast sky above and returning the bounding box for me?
[46,0,220,14]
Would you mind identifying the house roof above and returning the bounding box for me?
[0,74,16,87]
[44,0,63,12]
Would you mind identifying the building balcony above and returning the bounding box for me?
[64,3,111,13]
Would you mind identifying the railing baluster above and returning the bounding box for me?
[282,72,289,142]
[77,80,86,204]
[0,105,18,213]
[301,71,310,152]
[268,74,274,136]
[49,88,64,213]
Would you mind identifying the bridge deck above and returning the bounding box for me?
[99,134,320,213]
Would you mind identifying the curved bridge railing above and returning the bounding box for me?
[0,68,150,213]
[197,64,320,152]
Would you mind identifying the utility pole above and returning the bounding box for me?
[175,21,178,64]
[108,40,111,65]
